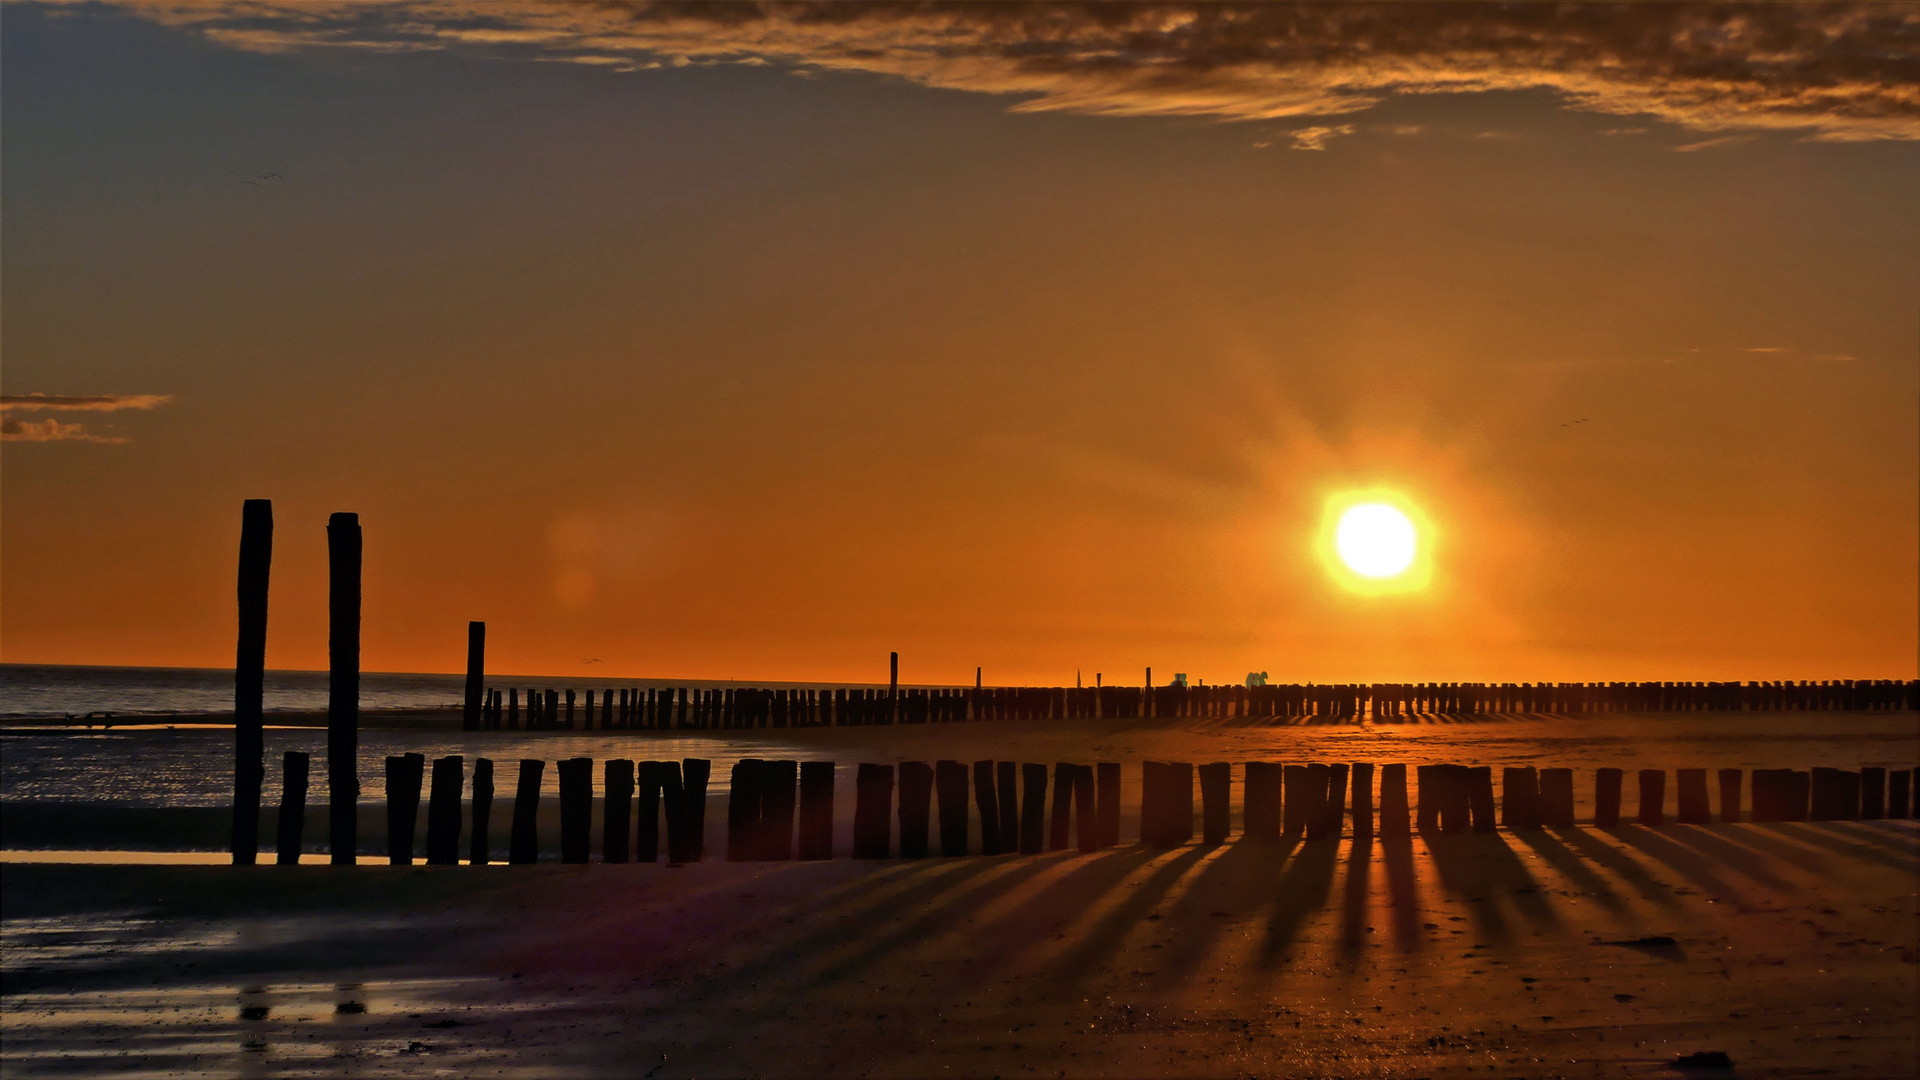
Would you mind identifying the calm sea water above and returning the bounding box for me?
[0,664,885,720]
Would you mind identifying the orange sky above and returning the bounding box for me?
[3,3,1916,685]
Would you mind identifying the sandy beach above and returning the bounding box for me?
[4,713,1917,1078]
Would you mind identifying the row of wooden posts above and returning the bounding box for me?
[224,501,1919,864]
[264,753,1918,864]
[464,678,1920,732]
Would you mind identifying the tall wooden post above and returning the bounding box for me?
[470,758,494,865]
[509,759,543,864]
[1244,761,1282,841]
[890,652,899,725]
[973,759,1002,855]
[1378,763,1410,837]
[424,755,464,864]
[604,759,634,862]
[558,757,593,863]
[233,499,272,865]
[462,622,485,731]
[1199,762,1231,844]
[798,761,835,860]
[327,512,361,865]
[1351,762,1375,839]
[275,750,307,865]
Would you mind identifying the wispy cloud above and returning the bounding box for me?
[1741,347,1787,353]
[1675,134,1757,152]
[0,393,176,412]
[1289,123,1354,150]
[116,3,1920,142]
[0,393,173,443]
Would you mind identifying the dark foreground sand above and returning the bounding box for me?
[5,816,1916,1079]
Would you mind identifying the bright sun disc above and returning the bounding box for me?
[1335,503,1417,578]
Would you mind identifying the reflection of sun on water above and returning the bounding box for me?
[1336,504,1416,578]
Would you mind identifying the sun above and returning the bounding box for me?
[1336,503,1416,578]
[1315,489,1433,594]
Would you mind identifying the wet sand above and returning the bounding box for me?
[4,713,1916,1077]
[4,820,1916,1078]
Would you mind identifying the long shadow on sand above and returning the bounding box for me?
[1422,831,1560,947]
[1551,827,1686,910]
[1380,836,1422,953]
[1254,836,1342,966]
[1609,825,1750,904]
[1505,827,1632,916]
[1771,823,1919,872]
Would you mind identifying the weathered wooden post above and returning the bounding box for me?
[1139,761,1166,844]
[973,759,1001,855]
[1048,762,1077,851]
[558,757,593,863]
[386,753,424,864]
[936,760,969,856]
[1502,767,1540,829]
[635,761,666,862]
[424,755,464,865]
[1717,768,1742,824]
[1810,768,1859,820]
[1168,762,1195,844]
[799,761,834,860]
[1378,763,1410,837]
[996,761,1019,849]
[1019,763,1049,854]
[1326,763,1350,838]
[761,760,797,860]
[462,622,485,731]
[1302,763,1334,839]
[275,750,307,865]
[1859,767,1886,820]
[890,651,899,725]
[327,512,361,865]
[1595,767,1624,827]
[1073,764,1096,852]
[679,758,710,860]
[470,758,494,864]
[898,761,934,858]
[1285,764,1313,835]
[1199,762,1231,845]
[1095,761,1121,848]
[1787,769,1811,821]
[1465,766,1497,834]
[604,759,633,863]
[1890,768,1912,819]
[1350,762,1374,839]
[509,759,544,864]
[1676,768,1710,824]
[1539,767,1574,827]
[853,763,894,858]
[728,758,764,861]
[233,499,272,865]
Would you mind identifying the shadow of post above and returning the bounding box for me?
[1381,836,1421,952]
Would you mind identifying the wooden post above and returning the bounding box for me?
[1636,769,1665,826]
[1048,762,1076,851]
[1326,763,1350,839]
[1717,768,1742,824]
[1199,762,1231,845]
[679,758,710,861]
[233,499,272,865]
[762,760,797,860]
[1139,761,1165,845]
[1787,769,1810,821]
[1019,763,1049,854]
[936,760,969,856]
[1859,767,1886,820]
[558,757,592,863]
[890,652,899,725]
[1594,767,1623,827]
[799,761,834,860]
[1889,768,1911,819]
[1243,762,1281,841]
[1087,761,1117,848]
[1539,767,1574,828]
[1350,762,1374,839]
[509,759,544,864]
[1810,767,1859,820]
[604,759,633,863]
[1073,764,1096,852]
[1502,767,1540,829]
[386,752,424,864]
[1284,764,1312,835]
[424,755,464,865]
[853,763,894,858]
[462,621,485,731]
[470,758,494,865]
[1168,762,1194,844]
[728,758,764,861]
[636,761,668,862]
[1303,763,1334,839]
[275,750,307,865]
[898,761,934,858]
[1463,766,1495,833]
[973,759,1001,855]
[1378,763,1410,837]
[996,761,1019,849]
[1676,768,1710,824]
[327,512,361,865]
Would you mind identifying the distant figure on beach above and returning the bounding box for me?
[1172,673,1188,688]
[1245,671,1268,688]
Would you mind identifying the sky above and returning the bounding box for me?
[3,2,1916,686]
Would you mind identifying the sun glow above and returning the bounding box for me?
[1317,490,1434,595]
[1336,503,1416,577]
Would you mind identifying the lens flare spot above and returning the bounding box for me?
[1335,503,1417,578]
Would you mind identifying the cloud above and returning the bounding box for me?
[1741,346,1787,353]
[114,3,1920,142]
[1675,133,1757,152]
[1,393,176,412]
[1,418,128,443]
[1288,123,1354,150]
[0,393,172,443]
